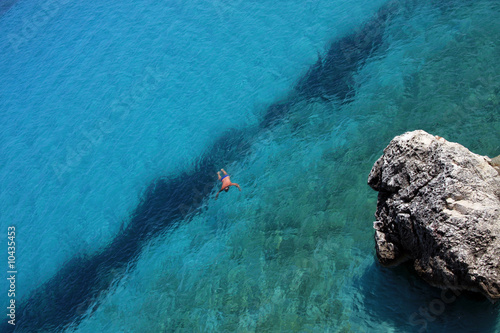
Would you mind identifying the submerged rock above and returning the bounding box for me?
[368,130,500,301]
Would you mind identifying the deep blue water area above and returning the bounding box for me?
[0,0,499,332]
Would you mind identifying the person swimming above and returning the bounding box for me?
[215,168,241,200]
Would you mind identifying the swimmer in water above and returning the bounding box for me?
[215,168,241,200]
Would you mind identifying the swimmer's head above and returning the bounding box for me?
[224,187,229,192]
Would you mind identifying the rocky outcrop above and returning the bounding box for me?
[368,130,500,301]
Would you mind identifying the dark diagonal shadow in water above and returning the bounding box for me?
[294,1,398,102]
[13,128,256,332]
[8,1,407,332]
[0,0,17,17]
[353,262,499,332]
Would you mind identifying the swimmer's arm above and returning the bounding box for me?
[215,189,222,200]
[231,183,241,191]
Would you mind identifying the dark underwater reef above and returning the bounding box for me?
[9,1,403,331]
[0,0,17,16]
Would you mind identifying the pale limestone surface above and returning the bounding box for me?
[368,130,500,301]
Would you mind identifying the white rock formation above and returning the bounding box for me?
[368,130,500,301]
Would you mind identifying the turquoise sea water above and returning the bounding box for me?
[0,0,499,332]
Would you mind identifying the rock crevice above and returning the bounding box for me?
[368,130,500,301]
